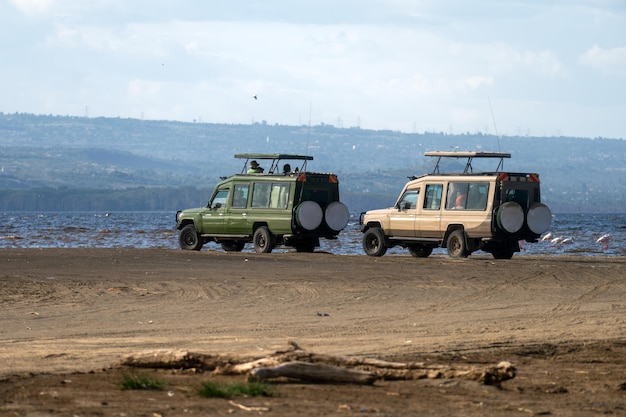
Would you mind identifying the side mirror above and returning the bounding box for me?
[398,201,411,211]
[213,202,222,209]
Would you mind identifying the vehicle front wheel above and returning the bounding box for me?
[362,228,387,257]
[446,230,469,258]
[221,241,245,252]
[253,226,274,253]
[179,224,203,251]
[408,245,433,258]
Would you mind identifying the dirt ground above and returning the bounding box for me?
[1,248,625,416]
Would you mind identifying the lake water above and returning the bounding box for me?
[1,212,624,257]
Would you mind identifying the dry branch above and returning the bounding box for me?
[122,341,516,386]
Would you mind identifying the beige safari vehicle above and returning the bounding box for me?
[359,151,552,259]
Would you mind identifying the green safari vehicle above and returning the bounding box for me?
[175,154,350,253]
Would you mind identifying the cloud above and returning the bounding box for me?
[1,0,625,138]
[579,45,626,77]
[7,0,56,15]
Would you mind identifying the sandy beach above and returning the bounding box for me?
[1,249,625,416]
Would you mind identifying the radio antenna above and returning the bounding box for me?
[305,101,312,154]
[487,96,501,152]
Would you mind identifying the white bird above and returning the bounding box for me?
[540,232,553,242]
[561,237,573,244]
[596,233,610,250]
[550,236,563,245]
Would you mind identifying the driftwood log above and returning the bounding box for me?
[122,341,515,386]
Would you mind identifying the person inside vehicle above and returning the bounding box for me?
[454,193,466,209]
[247,160,264,174]
[282,164,291,174]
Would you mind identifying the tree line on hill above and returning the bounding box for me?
[0,112,624,213]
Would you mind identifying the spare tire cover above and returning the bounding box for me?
[526,203,552,234]
[497,202,524,234]
[295,201,323,231]
[325,201,350,231]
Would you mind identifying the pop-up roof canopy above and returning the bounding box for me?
[234,153,314,174]
[424,151,511,174]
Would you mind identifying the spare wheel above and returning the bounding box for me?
[295,201,323,231]
[496,202,524,234]
[526,203,552,234]
[324,201,350,231]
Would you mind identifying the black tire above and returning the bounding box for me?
[295,243,316,253]
[491,242,518,259]
[446,230,469,258]
[179,224,203,251]
[492,249,515,260]
[362,228,387,257]
[221,241,245,252]
[408,245,433,258]
[253,226,274,253]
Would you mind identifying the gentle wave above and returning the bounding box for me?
[0,212,624,256]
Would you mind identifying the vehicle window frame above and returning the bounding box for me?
[251,181,291,209]
[423,184,443,210]
[445,181,490,211]
[231,183,249,209]
[397,189,419,210]
[210,189,229,209]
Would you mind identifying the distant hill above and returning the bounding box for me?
[0,112,624,213]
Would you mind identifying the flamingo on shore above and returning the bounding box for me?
[596,234,610,250]
[550,236,563,245]
[540,232,553,242]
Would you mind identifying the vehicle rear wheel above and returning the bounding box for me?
[492,248,515,259]
[179,224,203,251]
[362,228,387,257]
[446,230,469,258]
[295,242,316,253]
[408,245,433,258]
[491,241,518,259]
[253,226,274,253]
[221,241,245,252]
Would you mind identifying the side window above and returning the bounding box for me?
[210,189,229,209]
[251,182,271,208]
[269,183,290,209]
[466,183,490,210]
[447,182,490,210]
[397,189,419,210]
[231,184,249,208]
[446,182,470,210]
[423,184,443,210]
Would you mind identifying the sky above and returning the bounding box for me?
[2,0,625,139]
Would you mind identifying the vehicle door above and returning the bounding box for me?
[202,188,229,234]
[440,181,492,238]
[416,183,443,238]
[389,188,419,237]
[248,180,292,234]
[227,183,251,234]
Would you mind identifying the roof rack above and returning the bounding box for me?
[234,153,314,174]
[424,151,511,174]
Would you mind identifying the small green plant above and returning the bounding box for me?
[119,373,167,390]
[198,380,275,398]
